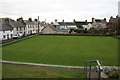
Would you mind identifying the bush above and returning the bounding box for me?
[73,29,88,33]
[116,30,120,35]
[108,71,119,78]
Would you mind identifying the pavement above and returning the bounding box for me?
[0,60,88,71]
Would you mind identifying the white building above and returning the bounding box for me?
[82,23,93,30]
[33,21,45,33]
[0,18,13,40]
[40,22,46,33]
[9,18,26,36]
[24,20,34,35]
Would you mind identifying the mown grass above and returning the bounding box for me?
[2,64,86,78]
[2,35,118,66]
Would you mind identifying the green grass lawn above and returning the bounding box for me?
[2,35,118,66]
[2,64,86,78]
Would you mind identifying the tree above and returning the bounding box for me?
[51,22,53,24]
[28,18,32,22]
[55,19,57,22]
[34,19,38,22]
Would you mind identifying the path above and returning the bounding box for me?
[0,60,91,71]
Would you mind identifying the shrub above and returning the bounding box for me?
[108,71,119,79]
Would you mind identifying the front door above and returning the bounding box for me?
[7,34,9,39]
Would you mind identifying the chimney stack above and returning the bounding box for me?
[92,17,95,22]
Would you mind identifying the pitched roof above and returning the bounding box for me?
[0,18,13,31]
[24,20,34,25]
[42,24,68,32]
[95,19,106,23]
[74,21,93,28]
[58,22,75,26]
[74,21,87,28]
[33,21,38,25]
[40,22,46,26]
[17,21,26,27]
[9,20,25,28]
[9,20,19,28]
[49,24,57,31]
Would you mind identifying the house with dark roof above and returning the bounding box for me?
[9,18,26,36]
[0,18,13,40]
[24,20,34,35]
[32,20,46,33]
[33,20,39,33]
[58,22,77,29]
[74,20,93,30]
[92,18,107,30]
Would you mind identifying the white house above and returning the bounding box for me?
[33,21,39,33]
[58,21,77,29]
[40,21,46,33]
[91,18,107,30]
[33,20,45,33]
[9,18,26,36]
[82,23,93,30]
[24,20,34,35]
[0,18,13,40]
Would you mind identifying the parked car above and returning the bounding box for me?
[13,34,20,39]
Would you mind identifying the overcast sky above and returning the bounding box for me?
[0,0,119,22]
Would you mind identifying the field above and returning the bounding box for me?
[2,35,118,66]
[2,64,86,78]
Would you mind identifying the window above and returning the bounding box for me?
[24,27,25,30]
[11,34,12,37]
[3,35,6,38]
[16,27,19,31]
[20,27,22,31]
[7,34,9,39]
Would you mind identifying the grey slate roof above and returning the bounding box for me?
[9,20,19,28]
[58,22,76,26]
[17,21,26,27]
[9,20,26,28]
[33,21,38,25]
[50,24,68,32]
[24,20,34,25]
[49,24,58,31]
[0,18,13,31]
[74,21,93,28]
[95,19,107,23]
[40,22,46,27]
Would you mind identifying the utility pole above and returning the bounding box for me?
[38,16,39,34]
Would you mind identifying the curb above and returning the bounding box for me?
[1,60,88,71]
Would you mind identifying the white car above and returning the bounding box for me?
[13,34,20,39]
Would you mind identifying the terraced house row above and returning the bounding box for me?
[0,17,45,40]
[0,16,119,40]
